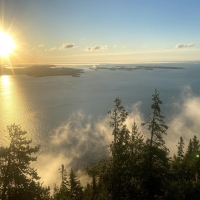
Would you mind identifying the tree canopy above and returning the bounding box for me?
[0,124,50,200]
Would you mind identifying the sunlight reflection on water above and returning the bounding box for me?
[0,75,44,146]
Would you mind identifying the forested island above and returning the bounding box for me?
[0,90,200,200]
[0,65,184,78]
[90,66,184,71]
[0,65,84,77]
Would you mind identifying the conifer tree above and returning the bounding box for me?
[54,167,83,200]
[177,136,185,160]
[172,137,185,178]
[129,120,144,161]
[142,90,169,199]
[168,136,200,199]
[0,124,50,200]
[108,98,131,199]
[53,165,69,200]
[124,121,145,199]
[108,97,129,159]
[185,135,200,181]
[68,168,83,200]
[86,156,114,200]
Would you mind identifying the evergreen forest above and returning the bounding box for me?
[1,90,200,200]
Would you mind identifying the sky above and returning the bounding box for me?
[0,0,200,64]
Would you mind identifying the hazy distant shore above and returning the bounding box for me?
[0,65,84,77]
[90,65,184,71]
[0,64,185,77]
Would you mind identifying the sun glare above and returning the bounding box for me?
[0,31,15,57]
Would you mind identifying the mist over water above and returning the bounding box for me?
[1,62,200,186]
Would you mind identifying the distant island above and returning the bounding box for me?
[0,65,84,77]
[0,65,185,77]
[90,65,184,71]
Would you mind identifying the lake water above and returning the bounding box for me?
[1,62,200,184]
[1,62,200,139]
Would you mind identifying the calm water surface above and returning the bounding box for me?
[0,62,200,145]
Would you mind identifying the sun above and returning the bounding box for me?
[0,31,15,57]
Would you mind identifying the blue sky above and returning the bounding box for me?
[1,0,200,64]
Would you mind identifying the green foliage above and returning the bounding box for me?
[142,90,168,151]
[53,166,83,200]
[108,98,134,199]
[177,136,185,159]
[85,98,146,200]
[141,90,170,199]
[68,168,83,200]
[168,135,200,199]
[0,124,50,200]
[86,159,112,200]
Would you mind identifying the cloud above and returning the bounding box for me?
[49,47,57,51]
[36,110,112,186]
[59,43,74,50]
[38,44,44,48]
[49,110,112,168]
[167,87,200,150]
[187,43,195,47]
[175,43,195,49]
[85,45,107,51]
[45,47,57,51]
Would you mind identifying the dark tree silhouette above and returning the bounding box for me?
[0,124,50,200]
[142,90,169,199]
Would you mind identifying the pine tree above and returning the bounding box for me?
[168,136,200,199]
[172,137,185,178]
[125,121,145,199]
[142,90,169,199]
[108,98,131,199]
[129,120,144,161]
[177,136,185,160]
[185,135,200,181]
[60,164,69,188]
[68,168,83,200]
[53,165,69,200]
[108,98,129,158]
[0,124,50,200]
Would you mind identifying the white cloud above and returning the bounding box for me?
[49,47,57,51]
[187,43,195,47]
[161,86,200,155]
[175,43,195,49]
[35,110,113,186]
[85,45,107,51]
[59,43,74,50]
[38,44,44,48]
